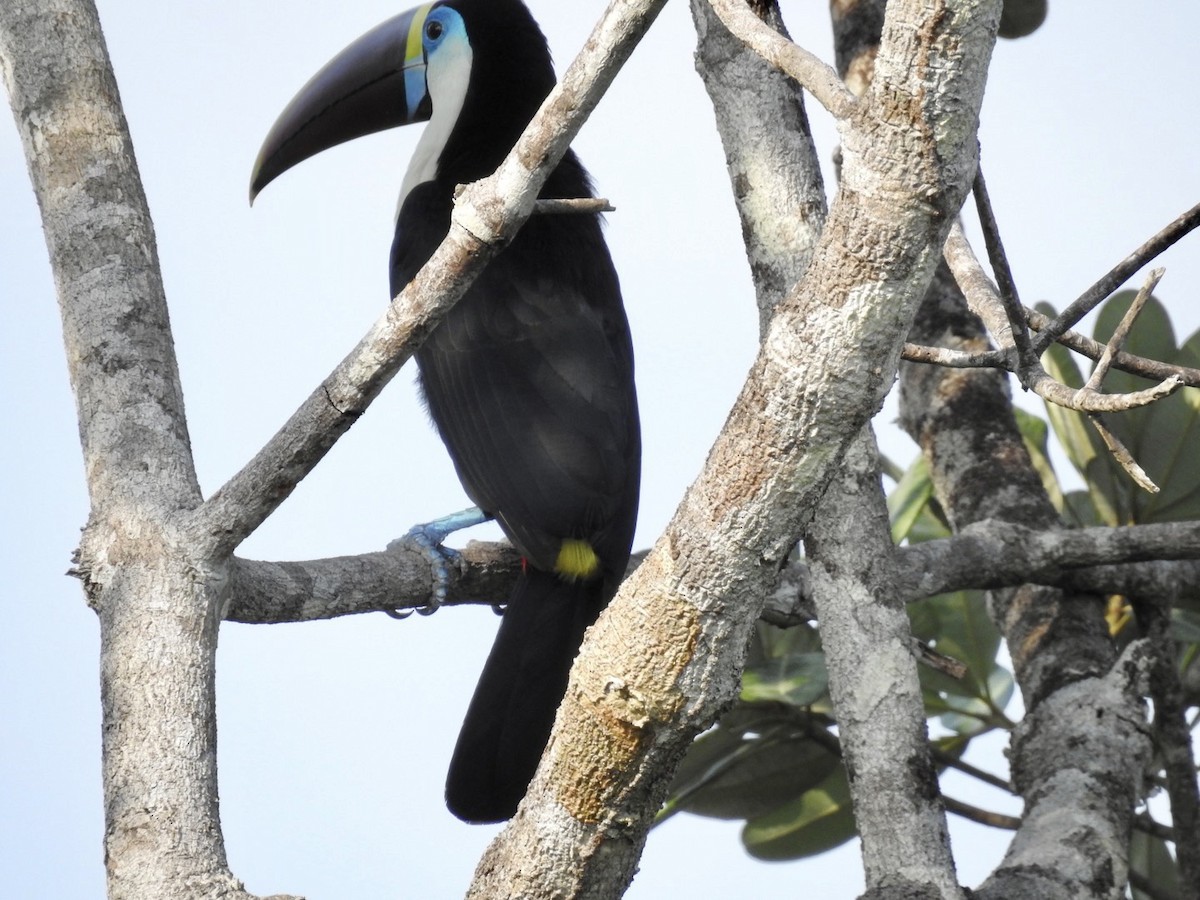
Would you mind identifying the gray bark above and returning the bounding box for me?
[807,431,964,900]
[900,236,1150,900]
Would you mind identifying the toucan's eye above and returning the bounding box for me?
[426,20,443,40]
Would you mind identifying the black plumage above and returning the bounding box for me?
[390,1,640,823]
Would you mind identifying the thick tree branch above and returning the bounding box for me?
[807,431,963,899]
[226,516,1200,625]
[0,2,201,523]
[894,520,1200,599]
[689,0,825,332]
[902,244,1150,900]
[1,2,284,897]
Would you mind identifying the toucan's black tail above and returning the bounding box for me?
[445,568,605,823]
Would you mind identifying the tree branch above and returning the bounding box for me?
[1134,597,1200,899]
[689,0,826,332]
[944,220,1185,418]
[704,0,857,121]
[894,520,1200,600]
[1,2,290,897]
[903,213,1151,900]
[1033,200,1200,354]
[807,431,963,899]
[1025,307,1200,388]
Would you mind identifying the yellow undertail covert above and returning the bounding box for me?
[554,539,601,581]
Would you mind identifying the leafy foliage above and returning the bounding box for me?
[659,463,1014,859]
[661,292,1198,892]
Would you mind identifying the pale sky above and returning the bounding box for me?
[3,1,1198,897]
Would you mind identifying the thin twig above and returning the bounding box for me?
[901,342,1012,368]
[944,221,1012,344]
[533,197,615,215]
[914,639,968,679]
[942,795,1021,830]
[1083,268,1164,392]
[972,168,1037,371]
[946,223,1199,410]
[1088,414,1159,493]
[944,222,1185,415]
[1025,307,1200,388]
[1034,200,1200,354]
[931,747,1013,793]
[1029,369,1181,414]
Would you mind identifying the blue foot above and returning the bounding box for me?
[388,507,491,615]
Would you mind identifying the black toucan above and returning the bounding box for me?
[250,0,640,823]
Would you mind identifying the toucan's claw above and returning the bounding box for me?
[389,507,490,614]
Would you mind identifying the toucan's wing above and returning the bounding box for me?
[412,210,639,572]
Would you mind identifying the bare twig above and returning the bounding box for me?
[533,197,614,215]
[972,168,1037,370]
[944,221,1012,343]
[944,220,1185,417]
[902,342,1012,369]
[1025,307,1200,388]
[1083,268,1163,392]
[942,795,1021,830]
[705,0,856,120]
[1088,414,1159,494]
[1029,368,1181,413]
[1034,200,1200,354]
[914,639,969,679]
[931,747,1013,794]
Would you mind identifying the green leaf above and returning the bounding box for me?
[1037,302,1124,525]
[909,591,1003,703]
[887,455,953,544]
[1062,489,1103,528]
[1171,608,1200,644]
[742,623,831,712]
[742,654,829,707]
[1088,293,1200,524]
[1013,407,1064,514]
[1129,828,1182,900]
[888,455,935,543]
[665,710,841,821]
[742,764,857,860]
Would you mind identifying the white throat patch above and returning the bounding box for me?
[397,36,473,219]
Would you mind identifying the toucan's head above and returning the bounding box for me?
[250,0,555,204]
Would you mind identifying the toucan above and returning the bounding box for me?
[249,0,641,823]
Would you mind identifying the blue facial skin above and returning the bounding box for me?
[405,5,469,120]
